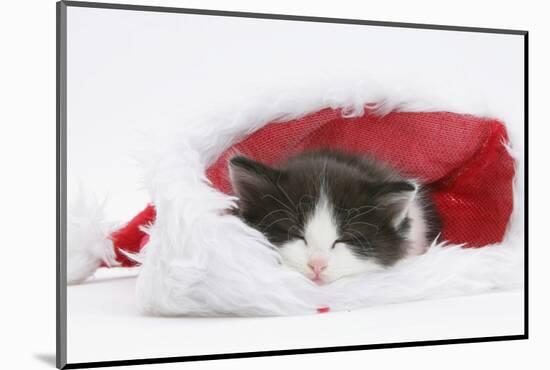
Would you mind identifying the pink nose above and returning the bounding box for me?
[308,259,328,275]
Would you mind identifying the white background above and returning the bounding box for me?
[0,0,547,369]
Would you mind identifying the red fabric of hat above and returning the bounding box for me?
[206,108,515,248]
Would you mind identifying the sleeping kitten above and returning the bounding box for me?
[229,150,441,284]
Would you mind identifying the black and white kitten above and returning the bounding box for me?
[229,150,441,284]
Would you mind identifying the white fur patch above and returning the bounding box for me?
[279,190,384,284]
[304,191,338,253]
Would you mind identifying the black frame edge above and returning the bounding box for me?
[523,31,529,339]
[57,1,68,369]
[64,335,527,369]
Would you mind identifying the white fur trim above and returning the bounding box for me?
[133,81,524,316]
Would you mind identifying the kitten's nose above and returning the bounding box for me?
[308,259,328,275]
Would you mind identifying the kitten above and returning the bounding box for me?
[229,150,441,284]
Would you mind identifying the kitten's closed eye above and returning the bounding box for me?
[332,238,352,247]
[288,235,348,248]
[229,150,441,284]
[289,233,307,244]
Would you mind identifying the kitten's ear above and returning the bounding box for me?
[374,181,418,228]
[229,156,282,198]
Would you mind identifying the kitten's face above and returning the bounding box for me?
[229,152,418,284]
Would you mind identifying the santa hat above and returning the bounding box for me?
[67,83,523,316]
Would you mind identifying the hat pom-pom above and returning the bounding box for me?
[67,193,117,285]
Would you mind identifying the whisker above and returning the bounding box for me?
[287,225,301,240]
[342,231,368,251]
[258,208,296,226]
[262,217,296,230]
[346,204,378,214]
[261,194,295,213]
[345,221,379,232]
[276,182,298,211]
[345,205,382,222]
[343,230,373,251]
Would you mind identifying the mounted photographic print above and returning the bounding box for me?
[57,1,528,368]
